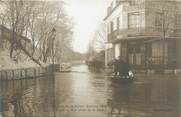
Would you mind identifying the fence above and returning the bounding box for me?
[0,65,53,81]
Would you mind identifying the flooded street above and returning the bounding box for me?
[0,64,181,117]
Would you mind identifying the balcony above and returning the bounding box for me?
[123,3,145,12]
[107,27,181,43]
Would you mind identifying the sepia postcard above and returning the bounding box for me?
[0,0,181,117]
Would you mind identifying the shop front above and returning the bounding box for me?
[127,40,145,69]
[144,38,178,71]
[114,39,146,69]
[111,37,179,70]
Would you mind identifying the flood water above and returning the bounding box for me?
[0,64,181,117]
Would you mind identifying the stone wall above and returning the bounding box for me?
[0,66,52,81]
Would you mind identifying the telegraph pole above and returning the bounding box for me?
[52,28,56,77]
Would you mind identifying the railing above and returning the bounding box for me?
[149,56,168,65]
[123,3,145,12]
[107,27,181,43]
[145,56,177,71]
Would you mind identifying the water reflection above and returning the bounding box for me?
[107,76,181,117]
[54,65,107,117]
[0,77,56,117]
[0,64,181,117]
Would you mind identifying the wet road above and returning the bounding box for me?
[0,64,181,117]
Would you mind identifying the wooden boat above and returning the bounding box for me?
[109,75,134,83]
[108,70,134,83]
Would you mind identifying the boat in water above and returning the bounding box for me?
[109,71,134,83]
[59,63,71,72]
[111,76,134,83]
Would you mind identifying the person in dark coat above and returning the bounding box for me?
[113,58,119,76]
[171,60,177,74]
[118,56,124,76]
[118,56,130,77]
[123,60,130,76]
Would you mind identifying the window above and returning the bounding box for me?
[0,39,2,48]
[110,21,114,33]
[111,2,113,8]
[128,48,134,53]
[107,25,110,34]
[155,12,163,30]
[117,17,120,30]
[152,41,168,64]
[175,14,181,31]
[130,0,144,6]
[130,0,138,6]
[128,12,140,29]
[116,0,120,6]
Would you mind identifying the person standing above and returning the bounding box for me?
[118,56,124,76]
[113,58,119,76]
[146,58,153,73]
[123,60,130,76]
[171,60,177,74]
[118,56,130,77]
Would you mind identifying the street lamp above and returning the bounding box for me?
[51,28,56,76]
[51,28,56,117]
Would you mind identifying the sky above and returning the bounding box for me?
[65,0,110,53]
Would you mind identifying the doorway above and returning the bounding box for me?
[128,42,144,68]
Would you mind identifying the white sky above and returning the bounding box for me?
[65,0,110,53]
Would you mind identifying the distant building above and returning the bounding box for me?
[104,0,181,70]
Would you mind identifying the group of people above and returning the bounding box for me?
[109,56,130,77]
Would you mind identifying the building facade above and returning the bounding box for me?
[104,0,181,70]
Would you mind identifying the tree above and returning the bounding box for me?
[0,0,73,65]
[92,22,107,52]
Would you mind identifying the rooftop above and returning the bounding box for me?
[104,0,181,21]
